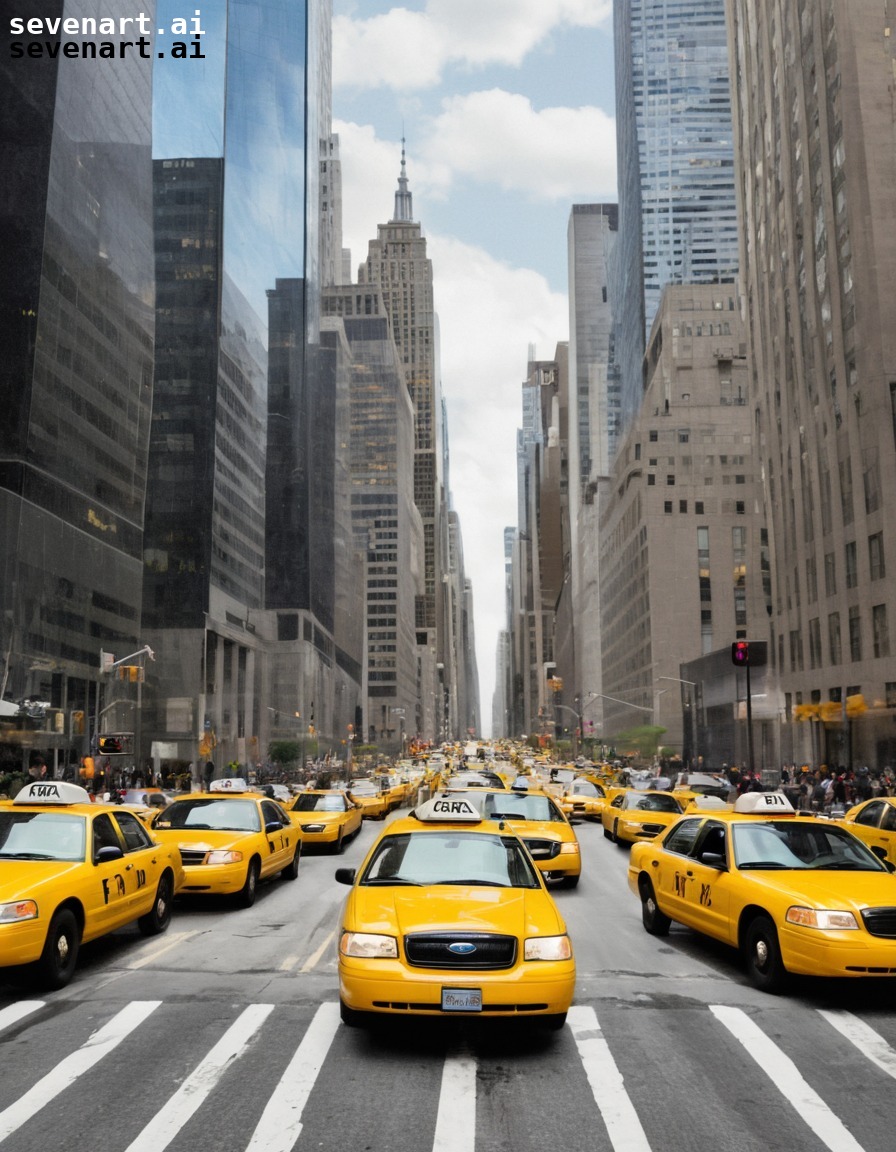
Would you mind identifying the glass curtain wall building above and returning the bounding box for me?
[144,0,332,773]
[0,10,156,774]
[614,0,739,429]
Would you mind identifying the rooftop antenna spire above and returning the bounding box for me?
[392,135,414,223]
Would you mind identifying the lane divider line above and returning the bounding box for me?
[818,1008,896,1081]
[433,1044,477,1152]
[127,930,201,971]
[300,929,336,973]
[0,1001,44,1034]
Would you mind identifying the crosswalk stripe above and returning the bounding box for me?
[710,1005,866,1152]
[123,1004,275,1152]
[0,1000,161,1143]
[818,1009,896,1081]
[0,1001,44,1034]
[244,1002,341,1152]
[568,1006,652,1152]
[433,1044,477,1152]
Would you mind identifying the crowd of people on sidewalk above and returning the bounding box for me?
[777,763,893,812]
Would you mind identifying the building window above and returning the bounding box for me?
[667,475,675,485]
[695,501,704,515]
[845,541,858,589]
[649,430,658,442]
[808,618,822,669]
[849,605,862,661]
[873,604,890,658]
[647,474,656,486]
[886,682,896,709]
[828,612,841,665]
[824,552,837,597]
[806,556,818,603]
[664,501,673,514]
[869,532,886,581]
[789,629,804,673]
[635,443,641,460]
[679,500,688,513]
[735,501,745,515]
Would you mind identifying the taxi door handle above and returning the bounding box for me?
[651,860,659,867]
[125,863,134,871]
[686,870,694,877]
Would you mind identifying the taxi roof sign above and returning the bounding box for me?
[415,796,482,823]
[209,778,249,793]
[733,791,795,816]
[14,781,92,806]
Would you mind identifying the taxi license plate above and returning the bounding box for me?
[441,988,482,1012]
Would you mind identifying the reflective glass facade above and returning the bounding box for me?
[614,0,738,427]
[0,7,155,763]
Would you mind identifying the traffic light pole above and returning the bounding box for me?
[745,661,755,778]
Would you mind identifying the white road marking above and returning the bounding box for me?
[819,1009,896,1080]
[568,1005,652,1152]
[300,929,336,972]
[124,1004,274,1152]
[244,1002,341,1152]
[433,1044,477,1152]
[0,1001,44,1034]
[710,1005,866,1152]
[127,930,201,970]
[0,1000,161,1142]
[278,953,301,972]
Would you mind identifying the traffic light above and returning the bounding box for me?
[731,641,750,666]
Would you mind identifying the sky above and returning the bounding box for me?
[331,0,619,734]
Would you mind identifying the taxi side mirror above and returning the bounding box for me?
[698,851,727,869]
[95,845,124,864]
[335,868,356,885]
[265,820,284,834]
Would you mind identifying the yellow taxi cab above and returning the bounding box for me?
[839,796,896,863]
[150,779,300,907]
[287,789,363,853]
[628,790,896,991]
[335,794,575,1029]
[456,785,581,888]
[602,789,685,845]
[559,777,607,822]
[347,778,390,820]
[0,781,184,989]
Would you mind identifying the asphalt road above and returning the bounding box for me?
[2,811,896,1152]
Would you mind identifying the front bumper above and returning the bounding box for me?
[339,955,576,1017]
[180,860,248,894]
[0,918,47,967]
[780,922,896,977]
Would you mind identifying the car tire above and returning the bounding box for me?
[558,874,580,889]
[138,872,174,936]
[332,831,345,856]
[237,858,261,908]
[542,1013,567,1031]
[744,915,787,993]
[602,825,612,840]
[639,877,671,936]
[612,819,622,845]
[282,845,301,881]
[339,999,368,1028]
[36,907,80,990]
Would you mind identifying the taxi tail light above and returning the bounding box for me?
[205,850,244,866]
[786,907,859,931]
[0,900,39,923]
[524,935,572,961]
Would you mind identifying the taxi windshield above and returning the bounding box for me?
[349,781,377,795]
[732,821,887,871]
[623,793,682,813]
[0,811,86,861]
[573,781,600,797]
[360,831,540,888]
[155,798,260,833]
[480,793,565,823]
[293,794,345,812]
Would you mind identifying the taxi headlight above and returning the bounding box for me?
[0,900,38,924]
[303,824,326,833]
[340,931,398,959]
[205,850,244,866]
[525,935,572,961]
[559,842,580,854]
[785,907,859,931]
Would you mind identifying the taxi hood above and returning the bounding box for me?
[348,886,565,940]
[0,859,83,899]
[747,868,896,911]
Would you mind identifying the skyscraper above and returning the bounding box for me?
[0,14,156,772]
[614,0,739,428]
[727,0,896,768]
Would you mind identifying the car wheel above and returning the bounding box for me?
[339,999,368,1028]
[744,915,787,993]
[602,825,612,840]
[138,872,174,936]
[36,908,80,990]
[237,858,261,908]
[542,1013,567,1031]
[282,845,301,881]
[612,818,622,845]
[332,831,345,856]
[639,877,671,936]
[558,874,580,889]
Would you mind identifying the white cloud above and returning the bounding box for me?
[334,0,613,91]
[420,90,616,201]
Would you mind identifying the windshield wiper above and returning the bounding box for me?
[814,861,877,871]
[0,851,58,860]
[431,879,509,887]
[364,876,422,885]
[738,861,798,870]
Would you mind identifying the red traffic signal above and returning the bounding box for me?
[731,641,750,666]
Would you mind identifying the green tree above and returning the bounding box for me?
[269,740,301,765]
[613,725,667,761]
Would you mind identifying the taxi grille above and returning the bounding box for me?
[860,907,896,938]
[404,932,517,969]
[179,848,210,866]
[522,838,561,860]
[639,824,665,836]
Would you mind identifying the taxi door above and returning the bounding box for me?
[111,810,164,918]
[651,817,704,922]
[672,821,732,943]
[83,812,139,938]
[849,801,892,860]
[260,800,294,877]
